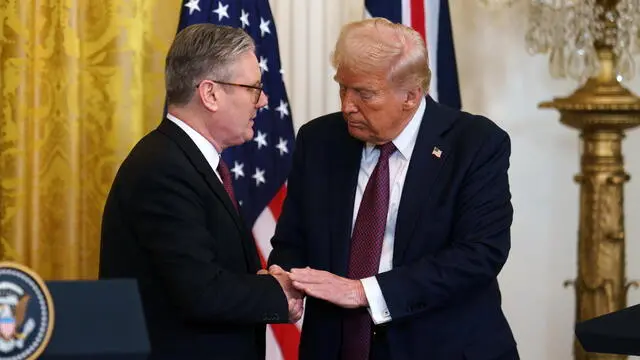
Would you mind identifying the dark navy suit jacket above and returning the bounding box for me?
[100,119,289,359]
[269,97,518,360]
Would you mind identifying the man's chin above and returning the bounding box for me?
[347,126,372,143]
[243,130,254,142]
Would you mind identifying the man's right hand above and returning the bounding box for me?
[269,264,305,322]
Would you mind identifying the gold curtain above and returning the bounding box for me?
[0,0,181,280]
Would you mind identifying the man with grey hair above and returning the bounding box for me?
[268,18,518,360]
[99,23,303,359]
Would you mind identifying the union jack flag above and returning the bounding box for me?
[177,1,299,359]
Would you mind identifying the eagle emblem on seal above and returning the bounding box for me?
[0,281,36,353]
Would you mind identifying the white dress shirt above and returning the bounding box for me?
[166,113,223,182]
[357,97,426,325]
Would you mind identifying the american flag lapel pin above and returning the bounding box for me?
[432,146,442,158]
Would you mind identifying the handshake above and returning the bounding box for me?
[258,265,369,323]
[258,265,304,323]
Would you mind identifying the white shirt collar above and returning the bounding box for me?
[166,113,221,177]
[364,96,426,160]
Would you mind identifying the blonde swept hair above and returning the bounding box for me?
[331,18,431,94]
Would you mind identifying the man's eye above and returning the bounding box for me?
[359,91,374,100]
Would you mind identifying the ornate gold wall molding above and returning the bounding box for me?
[0,0,180,280]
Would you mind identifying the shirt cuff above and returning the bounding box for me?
[360,277,392,325]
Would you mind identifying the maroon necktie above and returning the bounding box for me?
[341,142,396,360]
[217,159,239,212]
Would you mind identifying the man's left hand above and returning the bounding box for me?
[289,268,367,309]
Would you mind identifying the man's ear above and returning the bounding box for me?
[198,81,219,112]
[402,87,421,110]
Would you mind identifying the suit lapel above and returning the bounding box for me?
[157,119,255,262]
[329,122,363,277]
[393,97,456,264]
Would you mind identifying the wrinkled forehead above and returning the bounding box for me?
[334,65,390,90]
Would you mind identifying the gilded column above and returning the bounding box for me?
[543,47,640,360]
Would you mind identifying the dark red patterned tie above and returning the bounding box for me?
[341,142,396,360]
[217,158,238,212]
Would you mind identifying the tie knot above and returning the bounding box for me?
[217,158,227,171]
[377,142,396,160]
[217,159,232,183]
[216,158,239,211]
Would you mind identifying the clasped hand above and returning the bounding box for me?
[258,265,369,322]
[258,265,304,323]
[289,268,368,309]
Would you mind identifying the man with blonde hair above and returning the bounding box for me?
[99,23,303,359]
[268,18,518,360]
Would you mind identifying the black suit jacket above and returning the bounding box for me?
[269,97,518,360]
[100,118,289,360]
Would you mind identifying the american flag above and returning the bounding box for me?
[366,0,461,109]
[177,1,299,359]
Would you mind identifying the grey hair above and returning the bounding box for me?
[331,17,431,94]
[165,23,255,105]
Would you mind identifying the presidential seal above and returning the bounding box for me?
[0,262,54,360]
